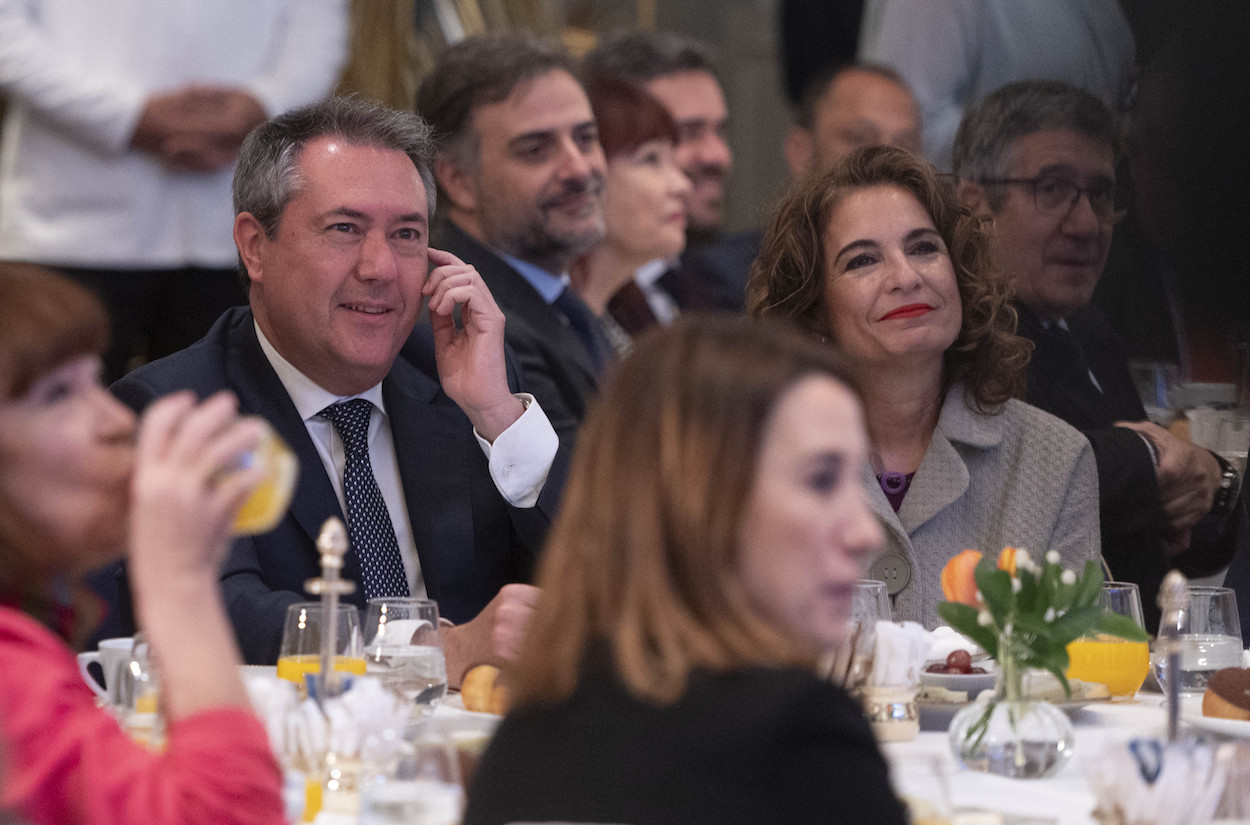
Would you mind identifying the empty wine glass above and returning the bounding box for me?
[363,598,448,716]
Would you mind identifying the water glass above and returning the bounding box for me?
[1066,581,1150,699]
[1153,585,1243,694]
[363,598,448,716]
[117,633,163,746]
[277,603,365,697]
[836,580,892,689]
[1128,360,1180,425]
[359,731,463,825]
[1215,411,1250,475]
[852,579,893,624]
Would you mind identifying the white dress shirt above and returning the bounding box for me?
[634,259,680,325]
[0,0,348,267]
[255,323,558,596]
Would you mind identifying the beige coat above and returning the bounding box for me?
[865,386,1101,627]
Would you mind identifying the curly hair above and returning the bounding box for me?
[746,144,1030,412]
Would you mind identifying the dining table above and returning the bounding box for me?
[881,691,1239,825]
[248,663,1246,825]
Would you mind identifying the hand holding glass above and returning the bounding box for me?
[231,420,298,535]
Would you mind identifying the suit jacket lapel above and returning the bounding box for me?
[1018,303,1120,428]
[382,359,473,605]
[224,314,356,578]
[438,222,599,386]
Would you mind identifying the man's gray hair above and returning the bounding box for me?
[583,31,719,85]
[233,95,437,240]
[951,80,1121,211]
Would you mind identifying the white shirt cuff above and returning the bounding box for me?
[474,393,558,508]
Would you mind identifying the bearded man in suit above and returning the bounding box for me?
[417,36,612,447]
[111,96,565,684]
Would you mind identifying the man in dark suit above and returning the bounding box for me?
[112,97,565,684]
[953,81,1239,626]
[417,36,611,446]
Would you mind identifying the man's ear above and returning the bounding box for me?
[434,156,479,214]
[958,179,989,216]
[783,126,814,180]
[233,212,266,287]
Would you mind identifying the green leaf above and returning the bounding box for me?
[1050,605,1105,646]
[975,560,1014,627]
[1094,611,1149,642]
[1033,644,1072,677]
[1017,567,1042,616]
[1068,560,1102,609]
[937,602,998,657]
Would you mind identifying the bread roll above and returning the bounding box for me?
[461,664,510,715]
[1202,667,1250,721]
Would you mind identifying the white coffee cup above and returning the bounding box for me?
[76,637,134,705]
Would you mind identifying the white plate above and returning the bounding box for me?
[920,668,998,696]
[1182,696,1250,738]
[918,696,1111,731]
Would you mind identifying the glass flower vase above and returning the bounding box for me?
[948,632,1074,779]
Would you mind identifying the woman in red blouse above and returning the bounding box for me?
[0,263,285,825]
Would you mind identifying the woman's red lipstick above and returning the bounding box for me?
[880,304,933,321]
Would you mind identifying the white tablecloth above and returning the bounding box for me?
[884,696,1173,825]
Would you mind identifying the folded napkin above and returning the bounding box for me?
[868,620,930,686]
[243,671,410,768]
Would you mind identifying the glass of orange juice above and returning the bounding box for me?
[1066,581,1150,700]
[277,603,366,696]
[232,420,299,536]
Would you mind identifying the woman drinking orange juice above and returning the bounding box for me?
[0,264,287,825]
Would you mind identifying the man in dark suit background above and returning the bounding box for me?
[112,96,564,685]
[953,80,1239,627]
[417,36,611,447]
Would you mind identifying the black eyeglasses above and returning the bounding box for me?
[978,175,1129,223]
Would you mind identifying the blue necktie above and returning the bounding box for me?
[318,399,409,599]
[553,286,608,375]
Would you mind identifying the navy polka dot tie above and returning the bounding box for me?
[318,399,410,599]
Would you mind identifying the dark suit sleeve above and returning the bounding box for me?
[217,535,307,664]
[1084,427,1164,541]
[505,331,584,449]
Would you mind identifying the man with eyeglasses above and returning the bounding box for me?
[953,80,1238,628]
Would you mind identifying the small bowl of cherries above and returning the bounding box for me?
[920,649,998,697]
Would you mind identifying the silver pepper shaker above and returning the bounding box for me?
[1157,569,1189,742]
[305,517,355,699]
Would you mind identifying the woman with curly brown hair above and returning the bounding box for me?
[748,145,1100,625]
